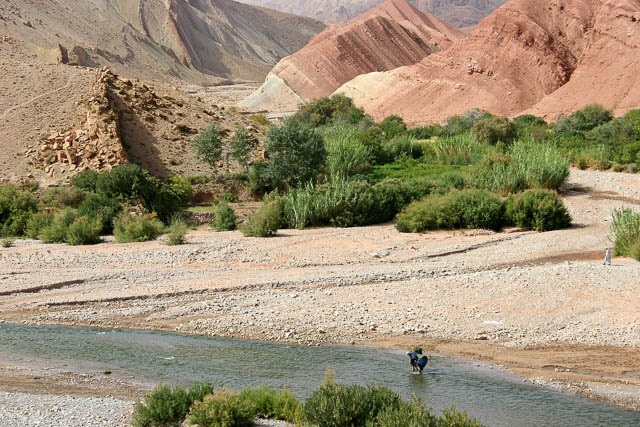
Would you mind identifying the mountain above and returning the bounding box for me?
[0,0,325,85]
[235,0,507,27]
[335,0,640,123]
[239,0,463,112]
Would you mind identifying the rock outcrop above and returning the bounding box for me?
[240,0,463,112]
[336,0,640,123]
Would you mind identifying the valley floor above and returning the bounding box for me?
[1,168,639,413]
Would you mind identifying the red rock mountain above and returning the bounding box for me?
[240,0,463,112]
[237,0,507,28]
[336,0,640,123]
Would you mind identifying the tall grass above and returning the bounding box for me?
[432,133,488,165]
[324,127,371,178]
[609,208,640,259]
[510,140,570,190]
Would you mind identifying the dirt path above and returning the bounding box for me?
[1,168,639,409]
[0,75,75,121]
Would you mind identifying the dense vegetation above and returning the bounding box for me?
[132,376,482,427]
[609,208,640,260]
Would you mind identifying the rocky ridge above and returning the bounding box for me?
[240,0,463,112]
[335,0,640,123]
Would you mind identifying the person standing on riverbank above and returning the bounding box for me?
[603,248,612,265]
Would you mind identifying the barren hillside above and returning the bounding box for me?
[336,0,640,124]
[240,0,463,112]
[0,0,324,84]
[236,0,506,27]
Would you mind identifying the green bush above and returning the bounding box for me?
[374,396,438,427]
[168,175,193,206]
[0,185,39,237]
[472,116,516,145]
[264,119,327,189]
[240,200,284,237]
[1,238,14,248]
[211,203,238,231]
[95,164,147,200]
[238,386,302,423]
[441,109,491,136]
[248,162,270,195]
[324,126,371,178]
[187,390,255,427]
[556,104,613,135]
[65,215,102,245]
[621,143,640,165]
[433,133,488,166]
[379,115,407,140]
[132,383,213,427]
[471,152,527,195]
[609,208,640,259]
[303,381,402,427]
[292,94,368,128]
[191,123,225,169]
[503,190,571,231]
[41,187,85,208]
[396,190,503,233]
[77,193,122,234]
[408,124,442,140]
[25,212,54,240]
[114,212,165,243]
[71,170,100,192]
[165,217,187,246]
[229,127,258,172]
[39,208,78,243]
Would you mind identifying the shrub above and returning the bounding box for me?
[187,390,255,427]
[132,383,213,427]
[77,193,122,234]
[609,208,640,258]
[556,104,614,135]
[385,135,425,161]
[621,143,640,165]
[96,164,147,200]
[249,114,269,127]
[292,94,367,128]
[0,185,39,237]
[379,115,407,140]
[503,190,571,232]
[303,381,402,427]
[114,212,165,243]
[248,162,271,195]
[168,175,193,206]
[396,190,503,233]
[408,124,442,140]
[39,208,78,243]
[65,215,102,245]
[1,238,14,248]
[374,396,438,427]
[191,123,225,169]
[264,119,327,189]
[433,133,488,165]
[472,116,516,145]
[229,127,258,172]
[441,109,491,136]
[71,170,100,192]
[25,212,54,240]
[240,200,284,237]
[211,203,238,231]
[41,187,85,208]
[165,217,187,246]
[238,386,302,423]
[471,153,527,195]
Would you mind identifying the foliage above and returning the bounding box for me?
[1,238,14,248]
[292,94,368,128]
[113,212,165,243]
[408,124,442,140]
[373,396,438,427]
[510,140,570,190]
[191,123,225,169]
[41,186,85,208]
[249,114,269,127]
[168,175,193,206]
[396,190,503,233]
[0,185,39,237]
[472,116,517,145]
[556,104,614,135]
[210,203,238,231]
[39,208,101,245]
[165,217,187,246]
[237,386,302,423]
[71,170,100,192]
[264,119,327,189]
[132,383,213,427]
[65,215,102,245]
[609,208,640,259]
[441,109,490,136]
[25,212,54,240]
[187,390,256,427]
[433,133,488,165]
[229,127,258,172]
[77,193,122,234]
[503,190,572,232]
[240,200,284,237]
[324,126,371,178]
[471,152,527,196]
[248,162,270,195]
[367,161,463,183]
[379,115,407,140]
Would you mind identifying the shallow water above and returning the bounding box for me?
[1,324,638,426]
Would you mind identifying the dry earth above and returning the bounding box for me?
[0,168,639,411]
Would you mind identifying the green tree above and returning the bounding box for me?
[191,123,224,170]
[265,119,327,189]
[379,115,407,140]
[229,127,258,171]
[472,116,517,145]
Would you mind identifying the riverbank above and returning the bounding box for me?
[1,169,639,412]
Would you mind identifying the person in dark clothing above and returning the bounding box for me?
[407,347,429,373]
